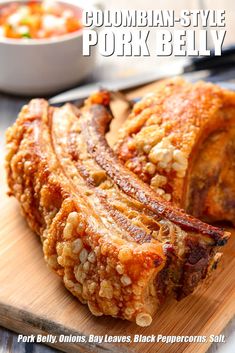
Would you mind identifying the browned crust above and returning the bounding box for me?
[5,95,229,326]
[115,77,235,227]
[81,104,228,245]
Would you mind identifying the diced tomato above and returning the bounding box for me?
[0,1,82,39]
[20,15,41,31]
[66,17,81,33]
[28,2,43,15]
[4,24,21,38]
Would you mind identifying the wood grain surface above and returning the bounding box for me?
[0,83,235,353]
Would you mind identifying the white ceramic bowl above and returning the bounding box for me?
[0,0,97,96]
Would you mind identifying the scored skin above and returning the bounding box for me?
[5,98,229,326]
[115,77,235,225]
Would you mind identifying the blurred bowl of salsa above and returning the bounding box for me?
[0,0,97,95]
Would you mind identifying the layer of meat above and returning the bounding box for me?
[5,95,229,325]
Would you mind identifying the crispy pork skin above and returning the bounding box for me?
[5,96,229,325]
[115,78,235,225]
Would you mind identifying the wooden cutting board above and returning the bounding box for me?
[0,83,235,353]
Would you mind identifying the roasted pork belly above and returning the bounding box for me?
[116,78,235,225]
[5,95,229,326]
